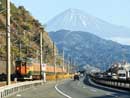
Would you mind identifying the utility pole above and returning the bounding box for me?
[69,56,72,74]
[53,42,56,75]
[67,59,70,74]
[40,29,43,80]
[62,49,64,73]
[6,0,11,85]
[0,1,2,10]
[19,40,21,59]
[67,55,70,74]
[42,31,46,82]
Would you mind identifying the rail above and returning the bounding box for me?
[90,75,130,91]
[0,80,43,98]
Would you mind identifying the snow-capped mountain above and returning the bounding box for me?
[46,8,130,45]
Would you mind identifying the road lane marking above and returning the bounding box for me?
[16,94,21,97]
[55,84,72,98]
[105,93,119,98]
[105,93,111,95]
[83,86,86,88]
[90,89,97,92]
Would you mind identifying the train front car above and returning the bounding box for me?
[15,59,33,80]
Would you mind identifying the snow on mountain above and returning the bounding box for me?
[46,8,130,45]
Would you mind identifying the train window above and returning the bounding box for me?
[22,62,26,66]
[16,61,21,66]
[27,62,32,66]
[119,74,126,77]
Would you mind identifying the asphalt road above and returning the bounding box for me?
[8,81,66,98]
[8,76,130,98]
[57,76,130,98]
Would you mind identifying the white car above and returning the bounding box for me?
[118,70,127,80]
[112,73,118,79]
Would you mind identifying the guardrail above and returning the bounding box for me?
[0,80,43,98]
[90,75,130,91]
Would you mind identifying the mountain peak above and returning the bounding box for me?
[65,8,85,14]
[46,9,130,45]
[46,8,93,32]
[66,8,78,12]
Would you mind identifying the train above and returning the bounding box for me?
[15,59,66,80]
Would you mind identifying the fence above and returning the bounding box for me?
[0,80,43,98]
[90,75,130,91]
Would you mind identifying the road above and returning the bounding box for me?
[8,81,66,98]
[57,76,130,98]
[8,76,130,98]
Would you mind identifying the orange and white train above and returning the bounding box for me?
[15,59,66,80]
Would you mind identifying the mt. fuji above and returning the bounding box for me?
[46,9,130,45]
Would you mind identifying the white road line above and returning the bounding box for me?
[16,94,21,97]
[55,84,72,98]
[90,89,97,92]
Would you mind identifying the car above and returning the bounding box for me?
[112,73,118,80]
[74,74,79,81]
[118,70,127,80]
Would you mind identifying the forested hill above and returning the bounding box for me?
[0,1,58,65]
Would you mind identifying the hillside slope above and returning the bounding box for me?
[49,30,130,69]
[0,1,57,66]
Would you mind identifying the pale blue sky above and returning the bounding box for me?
[11,0,130,28]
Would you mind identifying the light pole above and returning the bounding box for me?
[6,0,11,85]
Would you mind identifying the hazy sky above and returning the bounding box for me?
[11,0,130,28]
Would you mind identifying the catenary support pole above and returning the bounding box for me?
[6,0,11,85]
[40,30,43,80]
[62,49,64,73]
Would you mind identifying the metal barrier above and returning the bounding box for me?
[0,80,43,98]
[90,76,130,91]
